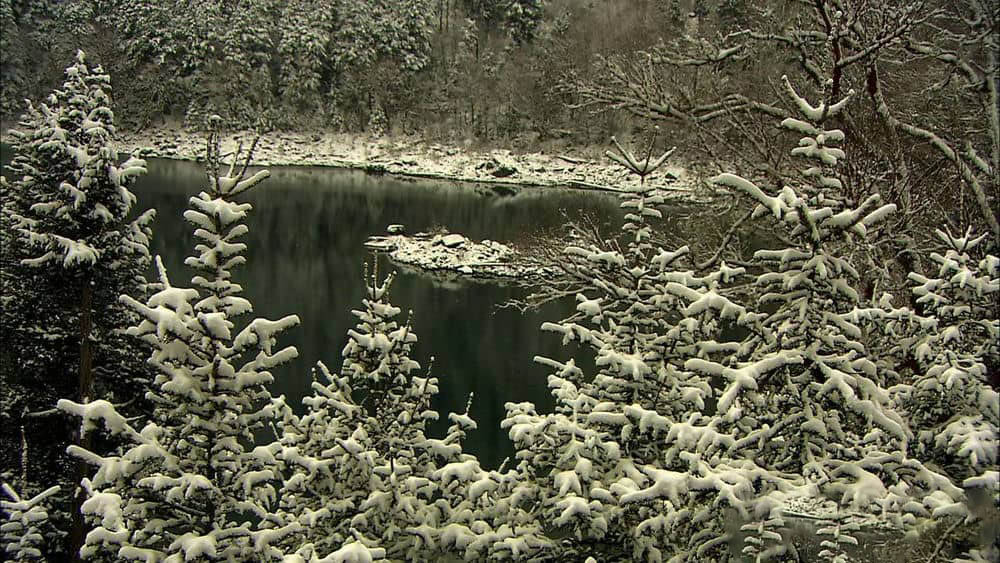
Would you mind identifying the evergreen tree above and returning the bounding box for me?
[699,77,970,561]
[885,228,999,558]
[278,265,485,561]
[276,1,334,115]
[57,123,300,561]
[498,135,741,561]
[899,229,998,479]
[0,49,154,559]
[502,78,988,561]
[0,482,61,561]
[504,0,543,45]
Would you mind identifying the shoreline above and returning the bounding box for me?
[3,124,698,195]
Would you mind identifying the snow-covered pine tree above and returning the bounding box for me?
[425,396,555,562]
[884,227,999,558]
[0,482,61,561]
[276,0,333,115]
[696,77,967,561]
[495,135,752,561]
[339,266,437,460]
[504,0,544,45]
[0,49,154,559]
[900,229,998,479]
[57,122,301,561]
[279,265,484,561]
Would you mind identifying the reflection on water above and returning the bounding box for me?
[139,159,625,468]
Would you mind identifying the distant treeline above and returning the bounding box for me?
[1,0,728,142]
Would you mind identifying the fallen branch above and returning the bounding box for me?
[566,180,621,192]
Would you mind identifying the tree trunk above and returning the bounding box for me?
[69,281,94,561]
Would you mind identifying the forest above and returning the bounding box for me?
[1,0,998,562]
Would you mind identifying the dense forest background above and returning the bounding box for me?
[0,0,847,144]
[1,0,660,139]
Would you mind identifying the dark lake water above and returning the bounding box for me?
[132,158,628,468]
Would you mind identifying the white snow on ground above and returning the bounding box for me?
[365,231,552,284]
[93,128,695,192]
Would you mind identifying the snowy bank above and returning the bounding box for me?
[365,229,550,285]
[93,128,697,193]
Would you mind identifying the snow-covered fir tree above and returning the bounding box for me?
[504,0,544,45]
[57,123,301,561]
[496,135,750,561]
[0,49,154,559]
[498,77,991,562]
[0,482,60,561]
[278,265,504,561]
[882,227,999,558]
[698,77,973,561]
[898,229,998,480]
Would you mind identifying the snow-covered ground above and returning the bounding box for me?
[365,230,552,285]
[103,127,695,192]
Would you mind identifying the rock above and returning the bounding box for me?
[492,163,517,178]
[387,224,405,234]
[477,156,517,178]
[364,236,396,251]
[441,234,466,248]
[458,265,474,274]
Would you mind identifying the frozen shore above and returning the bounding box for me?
[103,127,696,193]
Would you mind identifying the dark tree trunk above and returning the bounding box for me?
[69,281,94,561]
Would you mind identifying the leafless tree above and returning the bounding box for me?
[562,0,999,245]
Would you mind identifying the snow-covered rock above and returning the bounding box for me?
[439,234,466,248]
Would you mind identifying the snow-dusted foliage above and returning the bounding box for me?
[1,483,60,561]
[701,79,979,561]
[1,49,154,392]
[879,227,1000,558]
[57,124,301,561]
[1,49,155,403]
[0,49,154,559]
[894,229,998,480]
[5,49,150,272]
[277,265,512,561]
[706,79,907,476]
[500,78,991,562]
[275,1,334,113]
[338,267,437,458]
[504,0,544,45]
[496,135,755,561]
[99,0,434,127]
